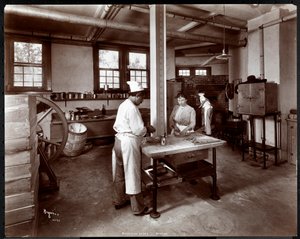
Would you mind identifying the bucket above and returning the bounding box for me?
[63,123,87,157]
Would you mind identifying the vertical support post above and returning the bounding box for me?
[262,116,267,169]
[274,113,278,165]
[150,5,167,136]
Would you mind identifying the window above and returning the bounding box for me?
[5,36,51,93]
[14,42,43,87]
[128,52,148,88]
[94,44,149,95]
[176,66,211,77]
[178,69,190,76]
[195,69,207,76]
[99,49,120,89]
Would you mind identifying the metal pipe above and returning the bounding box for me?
[5,5,246,46]
[248,11,297,33]
[127,4,247,32]
[261,12,297,29]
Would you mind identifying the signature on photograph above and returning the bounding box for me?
[43,209,60,222]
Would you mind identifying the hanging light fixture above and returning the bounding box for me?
[216,4,231,60]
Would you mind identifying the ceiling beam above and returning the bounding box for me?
[4,5,247,47]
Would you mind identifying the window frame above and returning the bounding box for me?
[126,48,150,90]
[5,34,52,93]
[176,66,211,77]
[98,47,122,90]
[94,43,150,96]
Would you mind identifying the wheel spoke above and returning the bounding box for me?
[38,107,53,125]
[37,96,68,162]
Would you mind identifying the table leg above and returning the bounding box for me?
[150,157,160,218]
[211,148,220,200]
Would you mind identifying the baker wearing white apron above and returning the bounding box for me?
[198,92,213,135]
[112,81,155,215]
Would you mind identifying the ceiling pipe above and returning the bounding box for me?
[4,5,247,47]
[126,4,247,31]
[86,4,112,41]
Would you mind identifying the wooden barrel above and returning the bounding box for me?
[63,123,87,157]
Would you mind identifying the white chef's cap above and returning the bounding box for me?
[127,81,144,93]
[198,92,205,96]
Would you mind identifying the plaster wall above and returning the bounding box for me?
[51,43,150,114]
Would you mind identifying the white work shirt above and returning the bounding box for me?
[113,99,147,137]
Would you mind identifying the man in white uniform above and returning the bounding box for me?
[198,92,213,135]
[112,81,156,216]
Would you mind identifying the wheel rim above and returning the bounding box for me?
[37,96,68,162]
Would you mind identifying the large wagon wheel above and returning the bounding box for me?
[36,96,68,162]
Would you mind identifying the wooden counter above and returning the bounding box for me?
[50,115,116,142]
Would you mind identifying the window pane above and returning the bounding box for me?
[142,71,147,76]
[195,69,207,76]
[128,52,146,69]
[35,82,42,87]
[24,66,34,74]
[34,74,42,83]
[179,69,190,76]
[14,82,23,86]
[24,81,33,87]
[14,42,42,63]
[14,74,23,82]
[100,70,106,76]
[107,70,113,76]
[99,50,119,68]
[113,71,119,77]
[107,77,113,83]
[14,66,23,73]
[130,70,135,77]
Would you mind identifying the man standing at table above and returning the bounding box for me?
[112,81,155,216]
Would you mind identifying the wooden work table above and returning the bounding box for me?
[141,133,226,218]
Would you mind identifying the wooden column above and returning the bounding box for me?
[150,5,167,136]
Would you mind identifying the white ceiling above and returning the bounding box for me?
[4,4,297,57]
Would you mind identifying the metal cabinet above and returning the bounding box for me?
[237,82,278,115]
[287,119,297,165]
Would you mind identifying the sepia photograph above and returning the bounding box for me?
[3,3,297,237]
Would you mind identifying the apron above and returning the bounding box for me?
[201,101,213,135]
[112,133,143,195]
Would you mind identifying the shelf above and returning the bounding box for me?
[142,163,183,188]
[177,160,214,179]
[52,98,127,101]
[51,115,116,125]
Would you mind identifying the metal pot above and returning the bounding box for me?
[79,93,86,99]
